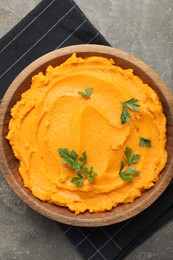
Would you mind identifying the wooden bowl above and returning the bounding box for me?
[0,44,173,227]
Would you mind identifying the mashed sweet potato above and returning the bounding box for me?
[7,54,167,214]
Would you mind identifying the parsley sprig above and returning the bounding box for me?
[123,147,140,166]
[58,148,97,187]
[121,98,140,124]
[119,161,140,181]
[139,137,151,147]
[119,147,140,181]
[78,87,93,98]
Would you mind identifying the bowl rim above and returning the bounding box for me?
[0,44,173,227]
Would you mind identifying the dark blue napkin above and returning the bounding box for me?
[0,1,173,259]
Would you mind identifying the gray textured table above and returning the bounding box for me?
[0,1,173,259]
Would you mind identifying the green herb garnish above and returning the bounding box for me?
[58,148,80,172]
[119,161,140,181]
[123,147,140,166]
[139,137,151,147]
[58,148,97,187]
[121,106,131,124]
[119,147,140,181]
[71,173,84,187]
[121,98,140,124]
[78,87,93,98]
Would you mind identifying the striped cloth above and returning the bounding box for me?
[1,1,173,259]
[0,0,109,98]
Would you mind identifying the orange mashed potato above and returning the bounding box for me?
[7,54,167,214]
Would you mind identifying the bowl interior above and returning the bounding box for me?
[0,44,173,227]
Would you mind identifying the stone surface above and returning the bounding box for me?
[0,0,173,259]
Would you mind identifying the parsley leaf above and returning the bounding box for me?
[122,98,140,111]
[88,171,97,182]
[71,173,84,187]
[58,148,80,172]
[119,160,125,173]
[139,137,151,147]
[79,151,87,165]
[121,106,131,124]
[79,87,93,98]
[123,147,140,166]
[119,161,140,181]
[121,98,140,124]
[58,148,97,186]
